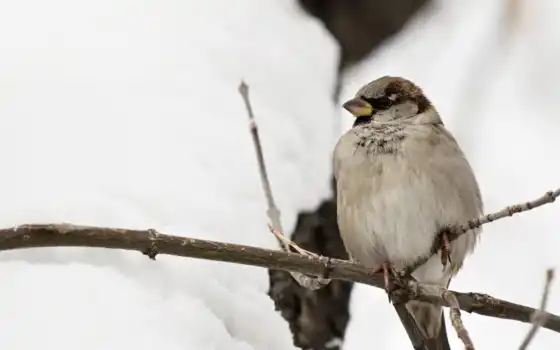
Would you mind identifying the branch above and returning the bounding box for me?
[446,292,475,350]
[238,80,330,290]
[413,282,475,349]
[519,269,555,350]
[404,189,560,276]
[2,223,560,336]
[238,81,284,245]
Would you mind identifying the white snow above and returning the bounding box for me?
[341,0,560,348]
[0,1,337,349]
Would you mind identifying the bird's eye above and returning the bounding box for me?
[363,96,393,110]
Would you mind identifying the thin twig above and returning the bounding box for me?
[444,291,475,350]
[238,81,330,290]
[519,269,555,350]
[269,224,318,257]
[238,81,285,249]
[2,223,560,335]
[404,189,560,276]
[408,281,475,349]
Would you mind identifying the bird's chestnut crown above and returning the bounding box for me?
[342,76,431,125]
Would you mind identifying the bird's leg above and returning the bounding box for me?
[382,262,393,293]
[374,262,398,302]
[439,230,452,266]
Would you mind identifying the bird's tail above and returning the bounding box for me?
[393,302,451,350]
[424,313,451,350]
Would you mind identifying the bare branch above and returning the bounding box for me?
[445,292,475,349]
[408,281,475,349]
[519,269,555,350]
[449,189,560,237]
[404,189,560,276]
[238,80,330,290]
[238,81,284,248]
[2,223,560,335]
[269,225,319,257]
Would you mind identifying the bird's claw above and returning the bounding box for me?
[439,230,452,267]
[374,262,399,303]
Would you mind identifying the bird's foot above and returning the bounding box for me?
[439,230,452,267]
[373,262,399,302]
[268,224,319,257]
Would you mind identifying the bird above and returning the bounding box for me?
[333,76,483,350]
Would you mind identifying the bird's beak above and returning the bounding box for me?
[342,97,373,117]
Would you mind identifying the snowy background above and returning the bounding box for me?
[0,0,558,349]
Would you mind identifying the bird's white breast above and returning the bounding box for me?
[333,122,481,283]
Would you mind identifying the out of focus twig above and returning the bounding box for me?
[519,269,555,350]
[238,80,330,290]
[505,0,523,34]
[404,189,560,276]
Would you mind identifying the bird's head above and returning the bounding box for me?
[342,76,436,126]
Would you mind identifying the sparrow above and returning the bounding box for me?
[333,76,483,350]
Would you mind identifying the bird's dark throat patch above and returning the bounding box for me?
[353,116,372,127]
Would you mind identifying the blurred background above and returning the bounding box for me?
[0,0,559,349]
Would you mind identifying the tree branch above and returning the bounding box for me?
[446,292,475,350]
[238,80,330,290]
[238,81,284,248]
[403,189,560,276]
[2,223,560,335]
[410,281,475,349]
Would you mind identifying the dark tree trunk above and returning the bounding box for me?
[299,0,430,70]
[268,179,352,350]
[298,0,431,101]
